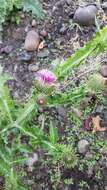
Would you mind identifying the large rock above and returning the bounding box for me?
[24,30,40,51]
[73,5,98,26]
[78,139,89,154]
[100,65,107,77]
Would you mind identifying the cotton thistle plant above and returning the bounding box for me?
[34,69,59,105]
[35,69,59,93]
[35,69,57,86]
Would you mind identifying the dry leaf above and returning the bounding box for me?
[102,76,107,85]
[38,41,45,50]
[92,115,106,133]
[83,115,92,131]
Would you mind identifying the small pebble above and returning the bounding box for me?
[100,65,107,77]
[19,51,32,62]
[38,115,43,122]
[99,157,107,167]
[57,106,67,118]
[28,64,39,72]
[87,166,94,177]
[21,13,25,19]
[40,30,48,37]
[31,19,36,27]
[0,41,2,44]
[78,139,89,154]
[26,153,38,172]
[99,148,107,154]
[85,151,93,160]
[25,25,30,33]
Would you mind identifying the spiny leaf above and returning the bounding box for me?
[14,101,36,126]
[86,74,106,93]
[55,26,107,79]
[49,121,58,144]
[0,159,10,175]
[48,84,87,106]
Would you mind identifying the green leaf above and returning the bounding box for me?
[5,168,18,190]
[49,121,58,144]
[14,101,36,126]
[0,0,44,28]
[0,159,10,175]
[55,26,107,80]
[42,140,56,151]
[48,84,86,106]
[23,0,44,19]
[0,70,14,124]
[18,186,30,190]
[86,74,105,93]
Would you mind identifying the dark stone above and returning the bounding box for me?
[95,104,104,114]
[73,5,98,26]
[19,51,33,62]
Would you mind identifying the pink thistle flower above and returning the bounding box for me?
[35,69,57,86]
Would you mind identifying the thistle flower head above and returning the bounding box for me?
[35,69,57,86]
